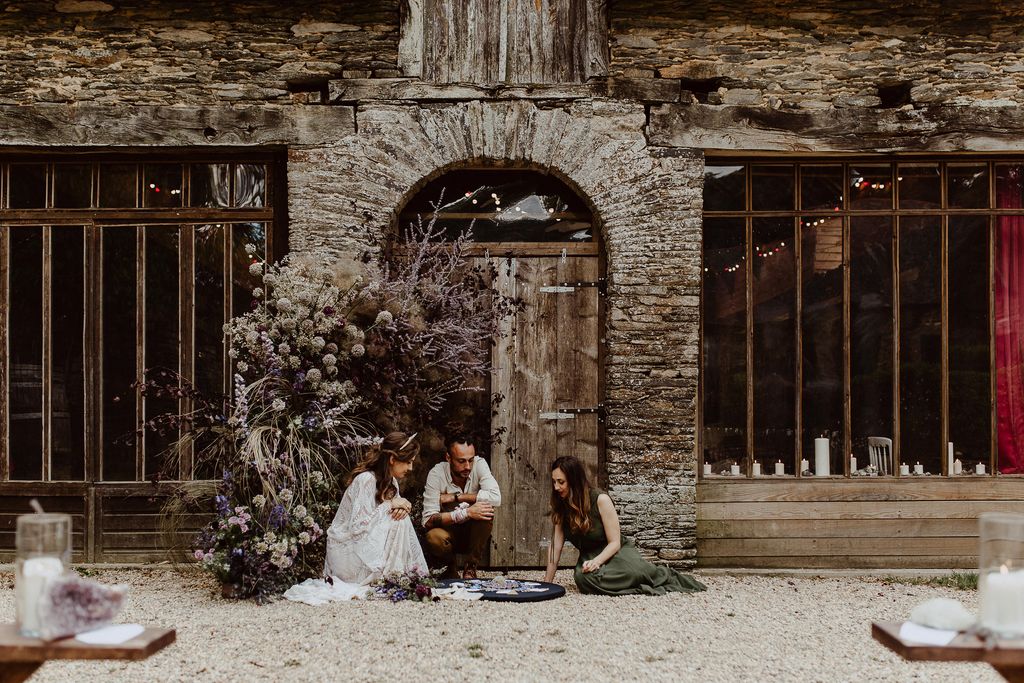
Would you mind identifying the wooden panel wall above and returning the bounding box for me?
[697,480,1024,569]
[416,0,608,84]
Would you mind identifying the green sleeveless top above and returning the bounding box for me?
[562,489,607,555]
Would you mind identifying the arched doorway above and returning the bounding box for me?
[400,167,605,567]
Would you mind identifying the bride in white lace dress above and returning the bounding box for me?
[284,432,428,604]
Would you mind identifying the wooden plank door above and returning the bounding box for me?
[489,255,601,567]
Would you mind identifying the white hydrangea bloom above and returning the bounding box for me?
[271,398,286,412]
[321,353,337,367]
[305,368,322,385]
[293,505,307,518]
[248,262,263,276]
[350,344,365,357]
[375,310,394,325]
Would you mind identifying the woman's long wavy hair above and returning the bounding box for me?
[549,455,591,535]
[347,431,420,503]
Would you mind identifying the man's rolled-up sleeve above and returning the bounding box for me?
[474,458,502,507]
[421,466,442,525]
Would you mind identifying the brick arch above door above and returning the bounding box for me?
[288,99,703,566]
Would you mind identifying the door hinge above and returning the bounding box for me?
[539,277,606,296]
[539,403,605,423]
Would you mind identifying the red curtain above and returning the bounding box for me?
[996,167,1024,474]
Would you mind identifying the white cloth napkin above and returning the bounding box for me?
[433,587,483,601]
[899,621,958,646]
[75,624,145,645]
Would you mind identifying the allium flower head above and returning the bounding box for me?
[375,310,394,325]
[350,344,365,358]
[271,398,286,412]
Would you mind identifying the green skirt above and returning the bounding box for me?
[574,540,707,596]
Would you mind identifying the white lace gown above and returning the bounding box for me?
[284,472,428,605]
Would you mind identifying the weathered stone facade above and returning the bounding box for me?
[4,0,1024,567]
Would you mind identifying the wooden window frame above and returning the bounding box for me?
[700,156,1018,481]
[0,151,286,485]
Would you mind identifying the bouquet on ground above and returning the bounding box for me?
[368,568,440,603]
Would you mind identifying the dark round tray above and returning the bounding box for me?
[437,578,566,602]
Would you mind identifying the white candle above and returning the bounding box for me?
[774,461,785,476]
[914,462,924,475]
[703,463,711,476]
[954,458,963,475]
[850,455,857,473]
[15,556,63,636]
[730,463,740,476]
[814,438,830,476]
[800,458,809,473]
[981,567,1024,637]
[752,462,761,477]
[977,463,987,475]
[947,442,954,477]
[899,464,910,476]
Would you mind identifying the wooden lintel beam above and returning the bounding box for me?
[650,103,1024,153]
[0,104,356,148]
[328,77,681,104]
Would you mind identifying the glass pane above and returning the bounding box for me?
[232,223,265,319]
[850,216,894,471]
[751,165,794,212]
[190,164,230,208]
[234,164,266,208]
[99,164,138,208]
[194,224,225,480]
[50,227,86,481]
[8,227,43,480]
[949,216,991,476]
[102,227,138,481]
[801,215,844,475]
[143,164,183,208]
[898,217,942,474]
[898,164,940,210]
[144,226,180,478]
[800,165,843,213]
[400,170,593,242]
[752,218,796,473]
[704,165,745,212]
[9,164,47,209]
[948,164,989,209]
[701,217,747,474]
[849,164,892,210]
[996,165,1024,474]
[52,164,92,208]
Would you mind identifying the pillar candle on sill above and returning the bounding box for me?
[850,455,857,474]
[752,462,761,477]
[977,463,987,475]
[980,567,1024,637]
[954,458,963,475]
[703,463,711,476]
[814,438,830,476]
[775,461,785,476]
[730,463,741,476]
[947,442,955,477]
[914,462,924,475]
[899,464,910,476]
[800,458,809,473]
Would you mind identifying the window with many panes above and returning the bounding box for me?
[0,153,284,482]
[702,159,1024,479]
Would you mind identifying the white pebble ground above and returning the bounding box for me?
[0,568,1000,682]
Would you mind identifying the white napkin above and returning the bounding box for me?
[75,624,145,645]
[899,621,958,646]
[433,587,483,601]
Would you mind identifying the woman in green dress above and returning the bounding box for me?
[543,455,707,596]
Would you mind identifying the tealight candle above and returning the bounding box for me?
[954,458,963,475]
[899,464,910,476]
[703,463,711,476]
[774,461,785,476]
[914,462,924,475]
[730,463,740,476]
[977,463,987,475]
[752,462,761,477]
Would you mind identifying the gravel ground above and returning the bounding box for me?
[0,568,1000,683]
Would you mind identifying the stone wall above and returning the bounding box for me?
[611,0,1024,110]
[0,1,399,105]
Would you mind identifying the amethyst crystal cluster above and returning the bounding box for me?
[37,574,128,640]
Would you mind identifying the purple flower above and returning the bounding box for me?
[268,504,288,529]
[214,495,231,516]
[415,584,430,599]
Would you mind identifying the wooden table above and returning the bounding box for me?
[873,621,1024,682]
[0,623,175,683]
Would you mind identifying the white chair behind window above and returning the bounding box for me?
[868,436,893,476]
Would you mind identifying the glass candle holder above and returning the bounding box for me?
[15,513,71,637]
[979,512,1024,638]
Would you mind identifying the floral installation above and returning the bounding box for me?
[368,567,440,603]
[147,209,517,602]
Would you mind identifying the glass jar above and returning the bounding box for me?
[15,513,71,637]
[979,512,1024,638]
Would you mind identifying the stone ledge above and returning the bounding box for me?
[329,77,682,103]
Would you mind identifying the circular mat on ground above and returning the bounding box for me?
[437,578,566,602]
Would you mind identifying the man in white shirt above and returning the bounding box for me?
[422,433,501,579]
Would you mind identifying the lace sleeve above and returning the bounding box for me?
[345,472,380,537]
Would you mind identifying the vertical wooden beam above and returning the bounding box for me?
[41,224,51,482]
[0,218,8,482]
[135,225,145,482]
[842,164,852,476]
[989,162,998,475]
[745,172,754,476]
[940,212,949,476]
[84,219,97,562]
[179,225,194,481]
[794,169,804,475]
[398,0,425,78]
